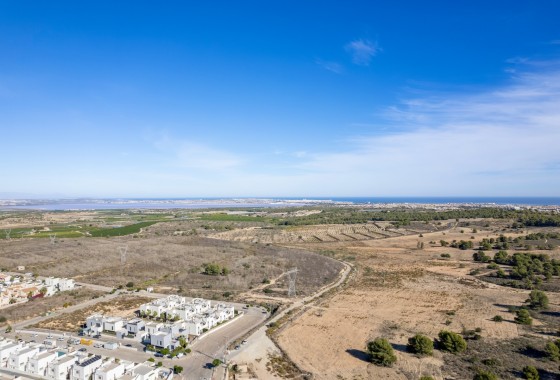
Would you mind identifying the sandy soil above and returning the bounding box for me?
[276,228,560,380]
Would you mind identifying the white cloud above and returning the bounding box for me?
[345,39,381,66]
[315,58,344,74]
[293,63,560,195]
[154,135,243,171]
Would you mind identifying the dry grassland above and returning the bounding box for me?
[0,225,343,300]
[33,295,151,332]
[209,221,441,244]
[274,227,560,379]
[0,288,104,326]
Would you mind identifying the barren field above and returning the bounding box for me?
[2,209,560,379]
[209,221,444,244]
[0,227,343,300]
[0,287,105,326]
[33,295,151,332]
[275,227,560,379]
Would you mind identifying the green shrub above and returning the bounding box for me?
[481,358,499,366]
[420,377,435,380]
[544,341,560,361]
[407,334,433,356]
[437,330,467,354]
[473,251,490,262]
[527,290,549,310]
[515,309,533,325]
[473,369,498,380]
[366,338,397,367]
[493,250,510,264]
[522,365,539,380]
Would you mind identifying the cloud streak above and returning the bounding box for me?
[345,39,381,66]
[154,135,244,171]
[293,62,560,195]
[315,58,344,74]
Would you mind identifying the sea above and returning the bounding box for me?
[1,197,559,210]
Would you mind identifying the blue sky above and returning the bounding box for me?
[1,1,560,197]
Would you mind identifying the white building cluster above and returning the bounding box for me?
[0,337,172,380]
[0,273,75,307]
[84,296,236,349]
[139,296,235,337]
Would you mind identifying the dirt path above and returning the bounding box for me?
[228,261,352,378]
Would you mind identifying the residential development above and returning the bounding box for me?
[83,296,236,350]
[0,337,173,380]
[0,273,75,307]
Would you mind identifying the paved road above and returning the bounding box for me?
[11,289,128,330]
[183,307,267,380]
[5,305,267,380]
[0,367,44,380]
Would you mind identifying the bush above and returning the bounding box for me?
[473,370,498,380]
[527,290,549,310]
[420,377,435,380]
[407,334,433,356]
[544,341,560,361]
[440,253,451,258]
[493,250,510,265]
[491,315,503,322]
[204,263,222,275]
[211,358,222,367]
[515,309,533,325]
[522,365,539,380]
[481,358,499,366]
[173,365,183,374]
[0,316,6,323]
[126,281,134,288]
[366,338,397,367]
[437,330,467,354]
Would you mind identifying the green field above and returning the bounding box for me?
[197,213,268,222]
[87,221,158,237]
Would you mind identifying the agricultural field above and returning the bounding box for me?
[208,221,444,244]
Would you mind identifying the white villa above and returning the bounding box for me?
[84,296,237,349]
[0,337,170,380]
[0,274,75,308]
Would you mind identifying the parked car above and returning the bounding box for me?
[78,348,87,352]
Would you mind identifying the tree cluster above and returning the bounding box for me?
[203,263,230,276]
[451,240,474,250]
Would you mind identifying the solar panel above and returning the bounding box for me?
[79,355,101,367]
